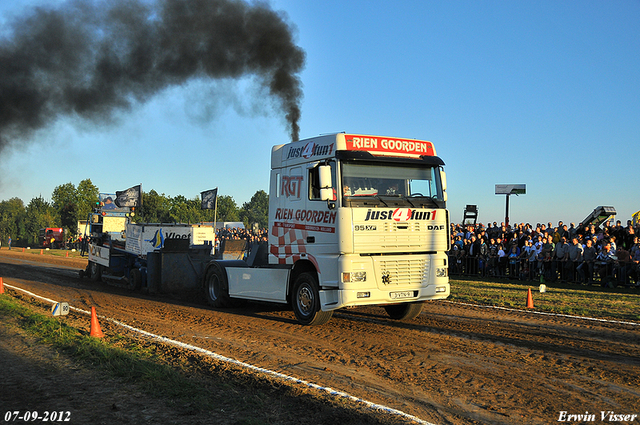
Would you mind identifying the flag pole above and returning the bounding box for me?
[214,188,218,254]
[214,187,218,231]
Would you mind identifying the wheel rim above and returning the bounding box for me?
[297,284,314,317]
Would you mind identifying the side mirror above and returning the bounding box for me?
[440,169,447,191]
[319,165,333,201]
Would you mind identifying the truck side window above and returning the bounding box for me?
[309,167,321,200]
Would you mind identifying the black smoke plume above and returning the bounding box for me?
[0,0,305,154]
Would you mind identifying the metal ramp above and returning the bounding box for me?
[580,206,616,228]
[462,205,478,226]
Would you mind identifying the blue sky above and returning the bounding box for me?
[1,0,638,227]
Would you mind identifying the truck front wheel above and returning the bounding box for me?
[291,272,333,326]
[204,263,231,308]
[384,302,423,320]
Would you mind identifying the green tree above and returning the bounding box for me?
[51,182,78,238]
[216,195,240,222]
[51,182,77,212]
[138,190,171,223]
[76,179,99,221]
[51,180,99,237]
[169,195,202,224]
[24,196,57,245]
[0,197,26,245]
[239,190,269,228]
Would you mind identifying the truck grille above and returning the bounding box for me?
[374,257,429,287]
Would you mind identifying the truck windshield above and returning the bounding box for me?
[341,162,445,208]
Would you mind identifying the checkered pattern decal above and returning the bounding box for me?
[270,224,308,264]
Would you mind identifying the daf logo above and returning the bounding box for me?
[381,271,391,285]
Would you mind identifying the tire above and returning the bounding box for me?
[89,261,102,281]
[128,268,142,291]
[384,302,423,320]
[291,272,333,326]
[204,263,231,308]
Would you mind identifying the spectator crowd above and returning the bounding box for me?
[216,226,268,246]
[449,219,640,288]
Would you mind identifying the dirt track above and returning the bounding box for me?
[1,249,639,425]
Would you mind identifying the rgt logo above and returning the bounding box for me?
[364,208,437,221]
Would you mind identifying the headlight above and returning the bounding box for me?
[343,271,366,282]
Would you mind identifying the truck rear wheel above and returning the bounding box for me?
[89,261,102,282]
[204,263,231,308]
[128,268,142,291]
[291,272,333,326]
[384,302,423,320]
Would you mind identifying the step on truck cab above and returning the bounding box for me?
[204,133,450,325]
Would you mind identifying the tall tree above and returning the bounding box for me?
[51,182,77,212]
[215,195,240,223]
[0,197,26,245]
[139,190,171,223]
[169,195,202,224]
[24,196,57,245]
[240,190,269,228]
[76,179,99,221]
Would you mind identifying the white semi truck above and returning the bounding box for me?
[203,133,450,325]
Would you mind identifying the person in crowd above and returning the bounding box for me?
[525,239,539,280]
[467,235,480,275]
[595,242,616,286]
[552,236,569,282]
[616,246,632,287]
[478,237,489,276]
[566,237,584,282]
[507,245,520,278]
[487,238,498,276]
[577,238,597,284]
[497,243,507,277]
[630,237,640,286]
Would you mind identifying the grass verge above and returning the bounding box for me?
[449,278,640,322]
[0,294,406,425]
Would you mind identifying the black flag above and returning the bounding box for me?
[201,188,218,210]
[115,184,142,208]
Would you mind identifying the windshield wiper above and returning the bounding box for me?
[373,195,390,207]
[401,195,417,208]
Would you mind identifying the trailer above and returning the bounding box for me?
[81,193,216,291]
[201,133,451,325]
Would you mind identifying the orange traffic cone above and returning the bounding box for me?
[40,249,43,255]
[526,288,534,309]
[90,307,104,338]
[66,251,69,257]
[0,277,4,294]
